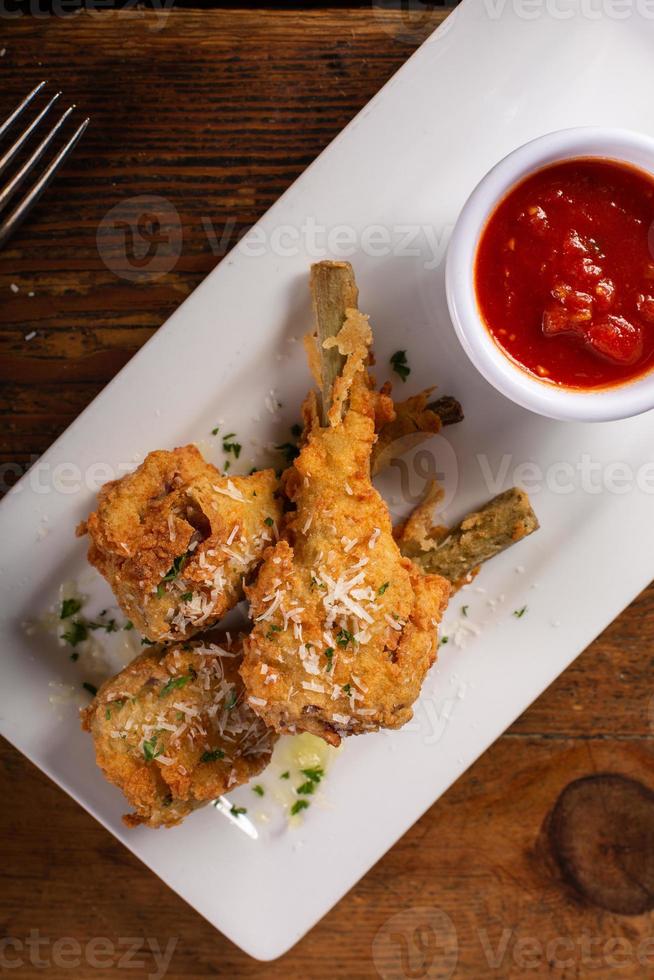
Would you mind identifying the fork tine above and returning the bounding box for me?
[0,91,61,180]
[0,81,47,141]
[0,116,89,249]
[0,104,75,213]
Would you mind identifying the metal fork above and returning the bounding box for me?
[0,81,89,249]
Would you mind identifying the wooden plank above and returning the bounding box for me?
[1,9,653,979]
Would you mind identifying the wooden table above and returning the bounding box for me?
[1,8,653,978]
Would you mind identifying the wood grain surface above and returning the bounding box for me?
[1,7,653,978]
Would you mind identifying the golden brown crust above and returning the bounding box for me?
[81,638,277,828]
[79,445,282,642]
[240,316,451,745]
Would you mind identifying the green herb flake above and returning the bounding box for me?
[301,766,324,783]
[291,799,310,816]
[462,605,469,617]
[252,785,265,797]
[211,425,220,435]
[201,748,225,763]
[324,647,334,672]
[82,682,98,697]
[159,674,192,698]
[276,442,299,465]
[513,605,528,619]
[264,517,274,527]
[390,349,411,382]
[440,635,449,646]
[60,598,82,620]
[179,592,193,603]
[280,771,290,780]
[230,805,247,817]
[63,621,88,647]
[297,781,316,796]
[342,683,352,696]
[105,708,111,720]
[141,637,156,646]
[124,620,134,631]
[223,433,242,459]
[377,582,390,596]
[336,628,354,648]
[143,736,162,762]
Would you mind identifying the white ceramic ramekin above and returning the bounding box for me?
[446,127,654,422]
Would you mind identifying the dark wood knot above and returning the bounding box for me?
[549,773,654,915]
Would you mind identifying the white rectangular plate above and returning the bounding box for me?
[2,0,654,960]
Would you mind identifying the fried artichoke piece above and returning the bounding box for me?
[81,637,276,828]
[240,267,451,746]
[396,483,540,587]
[77,445,282,642]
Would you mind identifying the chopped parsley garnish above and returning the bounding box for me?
[336,628,354,648]
[297,781,316,796]
[264,516,274,526]
[105,708,111,720]
[63,620,88,646]
[291,799,309,816]
[390,349,411,382]
[342,683,352,696]
[211,425,220,435]
[141,637,156,646]
[252,785,265,797]
[230,805,247,817]
[513,605,528,619]
[87,618,118,633]
[224,460,231,472]
[324,647,334,672]
[266,624,282,641]
[201,748,225,763]
[82,682,97,697]
[124,620,134,631]
[225,688,238,710]
[461,605,469,617]
[280,771,290,780]
[157,552,190,597]
[179,591,193,603]
[301,767,324,783]
[377,582,390,596]
[143,736,162,762]
[159,674,192,698]
[60,598,82,620]
[291,423,302,438]
[440,635,449,646]
[222,433,242,459]
[276,442,299,465]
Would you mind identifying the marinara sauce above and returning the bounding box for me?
[475,158,654,389]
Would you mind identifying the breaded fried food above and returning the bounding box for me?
[81,637,277,828]
[240,271,451,746]
[77,445,282,642]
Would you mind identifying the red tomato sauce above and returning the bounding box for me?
[475,158,654,389]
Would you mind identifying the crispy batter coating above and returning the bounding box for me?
[240,315,451,746]
[81,637,277,828]
[78,445,282,642]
